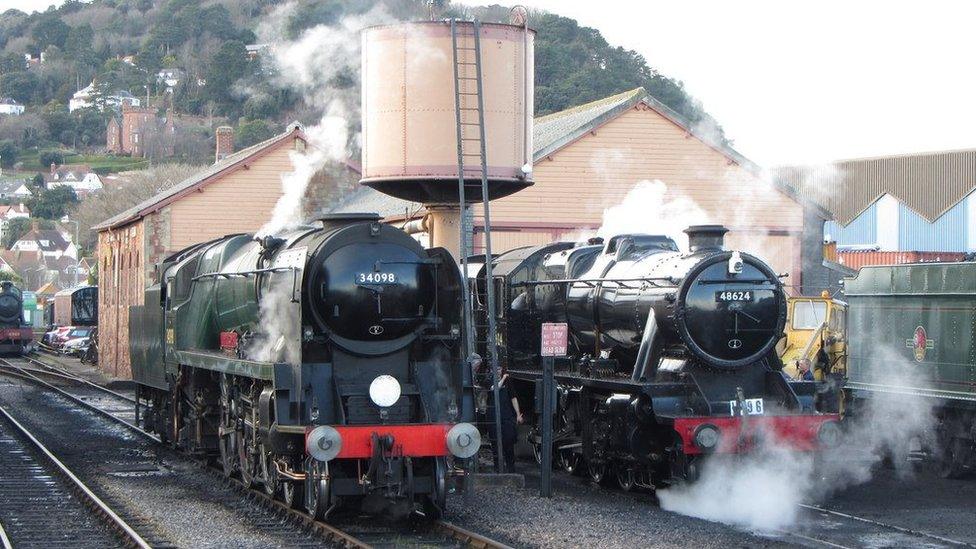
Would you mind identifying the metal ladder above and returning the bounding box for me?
[451,19,505,473]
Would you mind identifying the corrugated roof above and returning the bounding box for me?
[534,88,644,159]
[93,123,305,231]
[774,149,976,225]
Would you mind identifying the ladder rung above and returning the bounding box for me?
[456,62,478,65]
[459,122,481,126]
[457,76,479,80]
[461,137,482,141]
[456,47,477,51]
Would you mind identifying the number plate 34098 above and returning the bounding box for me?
[355,272,398,285]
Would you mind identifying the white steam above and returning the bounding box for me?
[658,347,938,533]
[246,4,393,362]
[254,4,393,237]
[594,179,710,249]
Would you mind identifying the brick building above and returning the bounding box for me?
[94,123,358,377]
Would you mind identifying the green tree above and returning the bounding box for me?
[74,108,106,148]
[236,119,274,149]
[31,173,45,189]
[1,217,32,249]
[0,71,37,103]
[39,150,64,167]
[30,15,70,51]
[42,108,75,146]
[0,52,24,75]
[0,139,18,168]
[64,24,97,68]
[205,40,250,115]
[27,186,78,219]
[0,271,23,284]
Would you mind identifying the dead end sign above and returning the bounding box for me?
[541,322,568,357]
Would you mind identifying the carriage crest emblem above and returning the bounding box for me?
[905,326,935,362]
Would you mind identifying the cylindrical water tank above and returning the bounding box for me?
[360,21,534,204]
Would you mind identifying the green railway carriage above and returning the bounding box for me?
[844,261,976,477]
[128,214,480,518]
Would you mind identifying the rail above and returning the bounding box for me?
[0,403,151,548]
[0,357,512,549]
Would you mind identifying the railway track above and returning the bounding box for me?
[0,403,151,548]
[519,457,975,549]
[0,356,512,549]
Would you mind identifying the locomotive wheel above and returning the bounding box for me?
[558,449,581,475]
[423,457,447,520]
[238,432,257,488]
[616,466,636,491]
[261,446,280,497]
[218,432,237,478]
[938,437,971,479]
[282,474,303,509]
[587,461,607,484]
[304,458,331,520]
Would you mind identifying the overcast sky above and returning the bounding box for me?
[456,0,974,167]
[13,0,974,167]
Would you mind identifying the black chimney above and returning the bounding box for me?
[684,225,728,252]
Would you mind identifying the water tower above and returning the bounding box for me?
[360,19,534,256]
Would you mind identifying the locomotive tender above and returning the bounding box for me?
[844,261,976,478]
[478,225,841,487]
[0,281,33,354]
[129,213,480,518]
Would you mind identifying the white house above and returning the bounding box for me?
[0,97,24,116]
[157,69,183,90]
[0,180,33,200]
[45,165,103,193]
[69,82,141,112]
[11,226,78,260]
[0,203,30,244]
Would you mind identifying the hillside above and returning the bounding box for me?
[0,0,726,168]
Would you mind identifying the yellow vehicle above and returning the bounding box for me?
[779,291,848,381]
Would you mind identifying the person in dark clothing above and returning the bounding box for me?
[496,371,523,473]
[796,358,815,381]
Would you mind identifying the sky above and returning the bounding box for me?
[454,0,976,167]
[11,0,975,167]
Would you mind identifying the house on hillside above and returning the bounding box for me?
[157,69,184,91]
[0,249,66,292]
[0,98,24,116]
[94,122,359,377]
[0,203,30,243]
[0,179,32,200]
[332,87,835,292]
[11,224,78,260]
[107,104,212,158]
[44,163,103,194]
[775,150,976,268]
[69,82,141,112]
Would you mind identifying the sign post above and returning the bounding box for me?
[539,322,567,498]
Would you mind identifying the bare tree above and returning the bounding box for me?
[71,163,203,250]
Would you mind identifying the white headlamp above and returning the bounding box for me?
[369,375,401,407]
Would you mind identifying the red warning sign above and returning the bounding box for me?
[540,322,568,357]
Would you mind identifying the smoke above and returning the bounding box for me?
[657,347,938,533]
[248,277,301,365]
[593,179,710,249]
[244,4,394,361]
[254,4,394,237]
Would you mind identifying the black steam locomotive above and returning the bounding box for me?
[0,281,33,354]
[476,225,840,488]
[129,214,479,518]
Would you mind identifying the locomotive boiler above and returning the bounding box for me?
[477,225,841,488]
[129,214,480,518]
[0,281,33,354]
